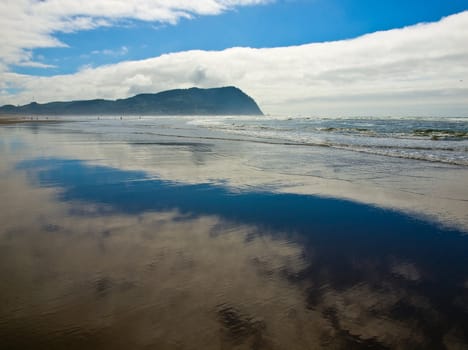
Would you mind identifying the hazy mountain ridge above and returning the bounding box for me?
[0,86,263,116]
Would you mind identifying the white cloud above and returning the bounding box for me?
[15,61,57,69]
[1,10,468,116]
[0,0,271,69]
[91,46,129,57]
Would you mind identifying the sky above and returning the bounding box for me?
[1,0,468,116]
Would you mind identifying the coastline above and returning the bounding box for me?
[0,115,62,125]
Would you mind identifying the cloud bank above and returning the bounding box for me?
[1,8,468,116]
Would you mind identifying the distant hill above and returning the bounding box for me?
[0,86,263,116]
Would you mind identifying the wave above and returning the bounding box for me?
[187,117,468,166]
[331,144,468,166]
[412,129,468,140]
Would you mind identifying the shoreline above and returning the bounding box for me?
[1,115,467,231]
[0,115,63,125]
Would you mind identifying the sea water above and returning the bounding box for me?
[187,115,468,166]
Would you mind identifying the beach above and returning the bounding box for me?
[1,116,468,349]
[0,115,62,125]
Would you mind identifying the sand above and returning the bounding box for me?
[0,115,63,124]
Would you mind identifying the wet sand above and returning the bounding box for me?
[0,115,62,124]
[1,117,468,349]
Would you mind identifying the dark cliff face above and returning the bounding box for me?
[0,87,263,116]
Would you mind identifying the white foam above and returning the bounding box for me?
[187,116,468,166]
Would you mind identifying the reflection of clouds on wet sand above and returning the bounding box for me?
[2,122,468,232]
[0,164,316,348]
[320,284,424,347]
[0,198,328,347]
[391,261,421,282]
[1,157,468,348]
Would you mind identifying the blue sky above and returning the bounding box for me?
[14,0,468,76]
[1,0,468,115]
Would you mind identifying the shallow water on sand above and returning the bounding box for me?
[1,117,468,349]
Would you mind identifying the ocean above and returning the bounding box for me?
[187,115,468,166]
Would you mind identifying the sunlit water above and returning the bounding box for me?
[1,116,468,349]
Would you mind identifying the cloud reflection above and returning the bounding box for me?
[1,153,468,349]
[2,121,468,232]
